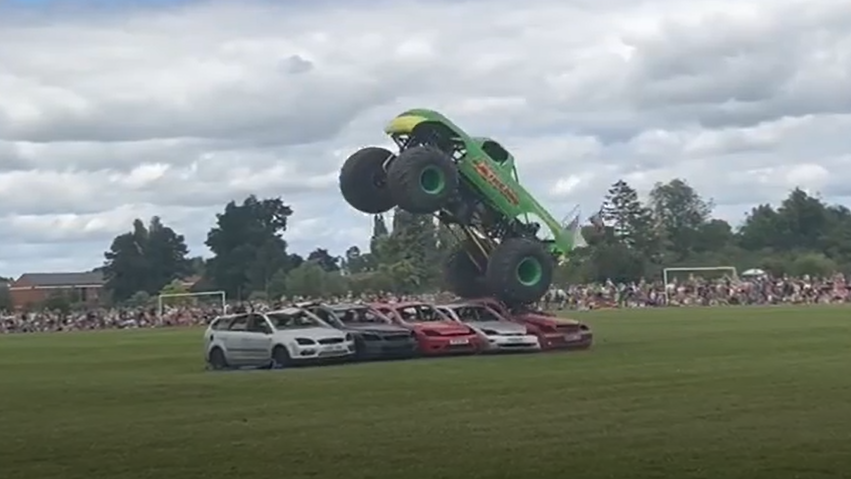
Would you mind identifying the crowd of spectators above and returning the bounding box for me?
[544,273,850,309]
[2,274,848,334]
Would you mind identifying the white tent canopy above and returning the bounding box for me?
[741,268,767,277]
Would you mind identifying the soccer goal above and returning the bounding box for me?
[157,291,227,318]
[662,266,738,303]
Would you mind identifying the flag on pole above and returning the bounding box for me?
[565,213,588,248]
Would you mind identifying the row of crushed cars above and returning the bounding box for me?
[204,298,593,370]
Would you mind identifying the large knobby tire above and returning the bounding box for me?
[339,147,397,214]
[387,146,458,214]
[485,238,554,305]
[444,240,489,299]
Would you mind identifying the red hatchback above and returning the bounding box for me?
[473,298,592,351]
[372,302,482,356]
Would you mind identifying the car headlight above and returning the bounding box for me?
[345,333,353,341]
[361,333,379,341]
[482,329,498,335]
[295,338,316,346]
[422,330,440,337]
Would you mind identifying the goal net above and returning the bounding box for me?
[662,266,738,303]
[157,291,227,323]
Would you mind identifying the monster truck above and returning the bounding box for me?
[338,108,575,305]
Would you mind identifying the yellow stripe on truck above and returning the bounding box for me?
[384,115,427,134]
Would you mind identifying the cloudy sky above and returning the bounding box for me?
[1,0,850,277]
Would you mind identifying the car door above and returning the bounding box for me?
[244,314,274,365]
[223,314,251,365]
[375,307,398,324]
[310,307,337,329]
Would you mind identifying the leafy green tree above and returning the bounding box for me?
[205,195,293,299]
[775,188,829,251]
[285,261,346,298]
[159,279,192,306]
[42,290,73,314]
[649,179,712,259]
[0,283,13,311]
[267,268,290,300]
[188,256,206,276]
[587,243,645,283]
[307,248,340,272]
[127,291,151,307]
[737,190,851,272]
[601,179,660,259]
[287,253,305,270]
[369,214,390,263]
[694,219,735,253]
[738,204,781,251]
[103,217,191,302]
[246,238,289,297]
[380,209,440,291]
[343,246,374,274]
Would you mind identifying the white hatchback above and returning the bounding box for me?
[204,307,355,369]
[437,303,540,353]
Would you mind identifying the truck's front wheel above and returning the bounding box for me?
[486,238,554,305]
[387,146,458,214]
[339,147,397,214]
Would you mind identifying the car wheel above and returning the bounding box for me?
[208,347,228,370]
[339,146,397,214]
[444,240,489,298]
[387,145,458,214]
[486,238,554,305]
[272,345,292,369]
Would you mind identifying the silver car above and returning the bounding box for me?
[204,307,355,369]
[437,302,540,352]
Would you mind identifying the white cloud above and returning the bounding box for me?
[2,0,851,276]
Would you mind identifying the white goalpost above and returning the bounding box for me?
[157,291,227,318]
[662,266,738,304]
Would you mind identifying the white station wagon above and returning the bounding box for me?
[204,307,355,369]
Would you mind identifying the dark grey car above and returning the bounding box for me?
[299,302,418,360]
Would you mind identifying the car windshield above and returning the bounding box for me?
[398,305,443,323]
[267,310,322,329]
[453,306,499,322]
[334,307,386,324]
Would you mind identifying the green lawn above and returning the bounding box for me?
[1,307,850,479]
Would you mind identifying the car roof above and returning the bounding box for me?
[265,307,303,315]
[294,300,320,308]
[373,301,430,308]
[438,302,481,308]
[327,303,366,310]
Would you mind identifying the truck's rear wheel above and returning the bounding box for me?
[387,146,458,214]
[486,238,554,305]
[339,147,397,214]
[444,240,489,299]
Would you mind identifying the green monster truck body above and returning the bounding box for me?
[339,108,575,305]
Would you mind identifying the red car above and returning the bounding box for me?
[473,298,593,351]
[372,302,482,356]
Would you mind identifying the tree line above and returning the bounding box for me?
[3,177,850,308]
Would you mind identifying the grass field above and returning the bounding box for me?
[2,307,850,479]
